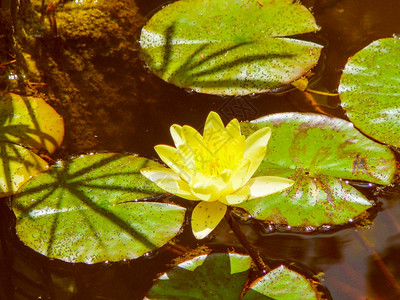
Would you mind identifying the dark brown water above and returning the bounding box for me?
[1,0,400,299]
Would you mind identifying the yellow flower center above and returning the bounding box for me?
[195,141,243,177]
[206,157,226,176]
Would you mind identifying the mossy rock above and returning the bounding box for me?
[11,0,146,154]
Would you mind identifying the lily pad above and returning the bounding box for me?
[338,37,400,148]
[0,92,64,197]
[236,113,396,227]
[145,253,252,299]
[146,253,321,299]
[140,0,322,95]
[0,143,48,197]
[0,92,64,154]
[242,265,318,300]
[12,153,185,264]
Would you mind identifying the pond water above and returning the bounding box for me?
[1,0,400,299]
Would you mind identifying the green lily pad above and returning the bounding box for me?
[0,143,48,197]
[338,37,400,148]
[236,113,396,227]
[146,253,321,299]
[0,92,64,197]
[242,265,318,300]
[12,153,185,264]
[146,253,252,299]
[140,0,322,95]
[0,92,64,154]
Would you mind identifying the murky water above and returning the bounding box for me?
[1,0,400,299]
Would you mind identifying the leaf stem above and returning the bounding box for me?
[355,231,400,295]
[225,208,270,274]
[305,88,339,97]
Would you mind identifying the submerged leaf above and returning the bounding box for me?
[140,0,322,95]
[12,153,185,263]
[236,113,396,227]
[339,37,400,147]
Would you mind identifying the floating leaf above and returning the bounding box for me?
[0,92,64,197]
[0,143,48,197]
[242,265,318,300]
[0,92,64,154]
[146,253,321,299]
[236,113,395,227]
[338,37,400,147]
[12,153,185,263]
[145,253,251,299]
[140,0,322,95]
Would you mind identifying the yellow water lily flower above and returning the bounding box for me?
[141,112,293,239]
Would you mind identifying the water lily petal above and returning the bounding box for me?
[241,127,272,182]
[220,168,233,183]
[147,112,294,228]
[230,159,251,191]
[140,167,200,200]
[244,126,271,158]
[155,145,193,182]
[225,118,241,139]
[170,124,184,148]
[219,184,251,205]
[246,176,294,199]
[190,178,222,202]
[181,125,204,147]
[191,201,227,239]
[176,143,200,175]
[203,111,225,141]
